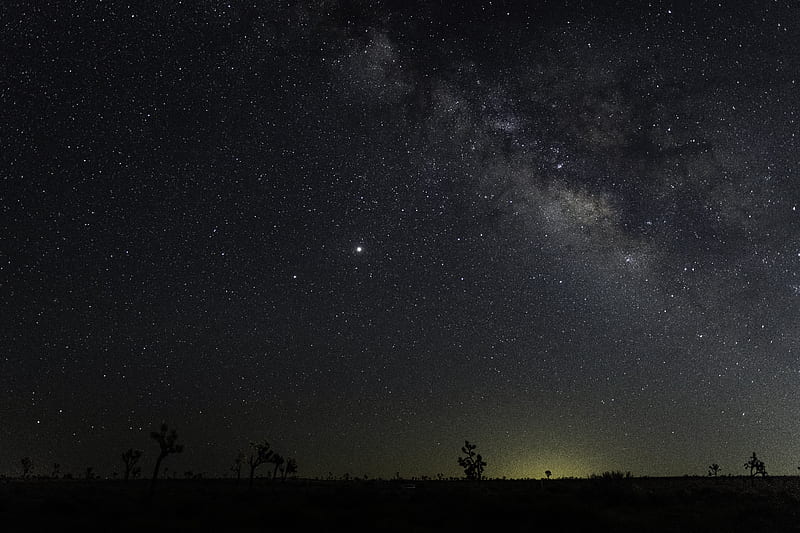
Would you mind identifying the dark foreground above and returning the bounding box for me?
[2,476,800,531]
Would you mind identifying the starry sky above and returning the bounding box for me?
[3,1,800,479]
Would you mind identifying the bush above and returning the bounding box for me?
[590,471,631,481]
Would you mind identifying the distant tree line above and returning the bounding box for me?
[243,440,298,490]
[706,451,768,479]
[12,432,788,485]
[12,422,299,491]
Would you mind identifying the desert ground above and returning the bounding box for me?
[2,476,800,531]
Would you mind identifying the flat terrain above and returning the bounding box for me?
[2,476,800,531]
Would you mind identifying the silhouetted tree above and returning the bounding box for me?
[457,440,486,481]
[271,453,285,481]
[247,440,273,490]
[149,423,184,496]
[122,448,143,481]
[708,463,721,477]
[744,452,766,478]
[20,457,33,478]
[51,463,61,478]
[85,466,95,480]
[132,466,141,479]
[231,452,245,484]
[545,470,552,479]
[282,457,297,482]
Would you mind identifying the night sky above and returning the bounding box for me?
[4,1,800,480]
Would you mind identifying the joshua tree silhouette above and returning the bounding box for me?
[282,457,297,482]
[20,457,32,479]
[271,453,285,481]
[744,452,766,478]
[122,448,143,481]
[247,440,273,490]
[457,440,486,481]
[231,452,245,484]
[708,463,721,477]
[149,423,184,496]
[545,470,552,479]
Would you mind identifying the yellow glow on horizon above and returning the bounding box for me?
[501,459,590,480]
[496,446,610,480]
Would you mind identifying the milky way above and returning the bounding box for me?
[3,2,800,478]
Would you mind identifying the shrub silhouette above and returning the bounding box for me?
[744,452,766,478]
[231,452,245,485]
[457,440,486,481]
[270,453,285,481]
[247,440,273,490]
[20,457,32,479]
[708,463,721,477]
[149,423,184,496]
[590,471,631,481]
[545,470,552,479]
[122,448,143,481]
[282,457,297,482]
[51,463,61,478]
